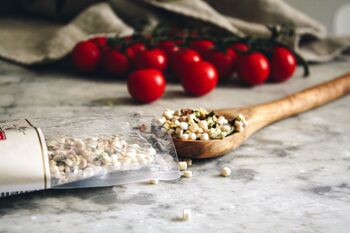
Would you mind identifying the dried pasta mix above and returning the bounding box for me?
[158,108,248,140]
[47,135,157,186]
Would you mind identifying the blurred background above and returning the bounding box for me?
[1,0,349,67]
[285,0,350,35]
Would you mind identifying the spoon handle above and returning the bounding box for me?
[251,72,350,127]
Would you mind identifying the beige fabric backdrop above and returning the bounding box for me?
[0,0,349,65]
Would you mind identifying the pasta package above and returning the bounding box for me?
[0,115,180,197]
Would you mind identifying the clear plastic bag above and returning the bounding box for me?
[0,115,180,196]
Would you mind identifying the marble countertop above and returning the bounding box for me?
[0,59,349,233]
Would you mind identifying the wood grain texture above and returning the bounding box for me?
[174,72,350,158]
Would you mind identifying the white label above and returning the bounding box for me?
[0,119,51,197]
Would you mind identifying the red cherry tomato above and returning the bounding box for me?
[226,48,239,70]
[135,49,168,71]
[89,36,107,47]
[171,48,201,74]
[180,61,218,96]
[236,52,270,86]
[229,43,249,53]
[189,40,215,58]
[206,50,235,79]
[157,40,180,62]
[102,48,130,76]
[127,69,166,103]
[228,43,249,72]
[72,41,101,73]
[270,47,297,82]
[125,43,146,61]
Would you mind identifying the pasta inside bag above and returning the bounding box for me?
[0,115,180,196]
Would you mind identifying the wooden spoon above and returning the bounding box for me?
[174,72,350,159]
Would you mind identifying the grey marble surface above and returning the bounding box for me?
[0,59,349,233]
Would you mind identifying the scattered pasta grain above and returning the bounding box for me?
[185,159,192,167]
[183,209,191,221]
[149,179,159,185]
[182,170,193,178]
[221,167,231,177]
[178,161,187,171]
